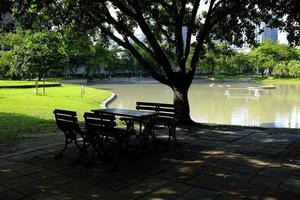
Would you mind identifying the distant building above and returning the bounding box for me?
[261,26,278,42]
[0,12,14,32]
[256,23,278,42]
[233,23,279,52]
[1,13,12,25]
[182,26,188,44]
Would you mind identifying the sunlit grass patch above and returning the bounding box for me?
[0,83,111,141]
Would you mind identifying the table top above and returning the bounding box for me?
[92,108,156,118]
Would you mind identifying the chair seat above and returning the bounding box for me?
[154,117,175,126]
[135,102,179,147]
[53,109,84,158]
[79,124,87,133]
[104,128,132,139]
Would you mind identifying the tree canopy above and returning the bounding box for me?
[0,30,114,80]
[250,40,300,75]
[12,31,65,80]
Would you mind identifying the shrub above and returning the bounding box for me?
[273,62,289,78]
[287,60,300,78]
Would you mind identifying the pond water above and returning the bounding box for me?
[94,82,300,128]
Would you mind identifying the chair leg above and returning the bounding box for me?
[163,127,172,150]
[111,139,124,173]
[142,121,153,147]
[74,134,83,151]
[72,152,83,164]
[172,126,181,146]
[150,125,157,141]
[72,138,88,165]
[86,143,97,167]
[101,139,113,161]
[164,125,180,150]
[54,134,70,158]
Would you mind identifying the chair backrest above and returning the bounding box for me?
[53,109,79,132]
[84,112,116,134]
[136,102,176,119]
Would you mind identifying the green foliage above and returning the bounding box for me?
[85,38,113,78]
[10,2,300,79]
[12,1,300,82]
[249,40,299,75]
[0,32,23,51]
[288,60,300,78]
[197,41,299,78]
[0,50,13,77]
[272,60,300,78]
[232,53,253,74]
[116,49,138,72]
[60,26,92,78]
[6,0,300,123]
[273,61,289,77]
[58,24,116,79]
[11,31,65,80]
[197,44,253,75]
[0,32,23,77]
[100,48,140,74]
[0,29,113,80]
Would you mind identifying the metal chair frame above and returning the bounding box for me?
[53,109,86,158]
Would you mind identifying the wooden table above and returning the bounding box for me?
[92,108,158,154]
[92,108,157,137]
[92,108,155,118]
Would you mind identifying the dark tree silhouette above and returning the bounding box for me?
[13,0,300,124]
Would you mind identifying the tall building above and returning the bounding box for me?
[255,23,278,42]
[1,13,12,25]
[261,26,278,42]
[0,12,14,32]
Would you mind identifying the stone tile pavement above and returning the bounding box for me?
[1,126,300,200]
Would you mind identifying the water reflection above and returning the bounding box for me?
[94,82,300,128]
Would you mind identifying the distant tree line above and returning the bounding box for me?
[250,41,300,78]
[197,40,300,78]
[0,29,144,80]
[1,30,300,80]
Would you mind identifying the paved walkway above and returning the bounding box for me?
[1,126,300,200]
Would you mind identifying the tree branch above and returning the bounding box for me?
[124,0,175,78]
[190,0,231,76]
[86,3,169,85]
[100,4,158,63]
[175,0,187,73]
[156,0,177,17]
[123,36,170,85]
[184,0,201,64]
[171,0,178,13]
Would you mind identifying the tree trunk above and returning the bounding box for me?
[172,85,194,125]
[38,73,42,81]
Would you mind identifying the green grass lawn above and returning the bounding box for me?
[0,83,111,141]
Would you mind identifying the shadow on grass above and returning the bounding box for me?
[0,112,56,142]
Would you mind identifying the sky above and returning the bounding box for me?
[278,31,288,44]
[135,25,289,45]
[114,2,290,45]
[198,1,289,44]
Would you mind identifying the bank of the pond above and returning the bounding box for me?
[258,77,300,85]
[0,80,61,88]
[88,76,297,85]
[0,83,111,141]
